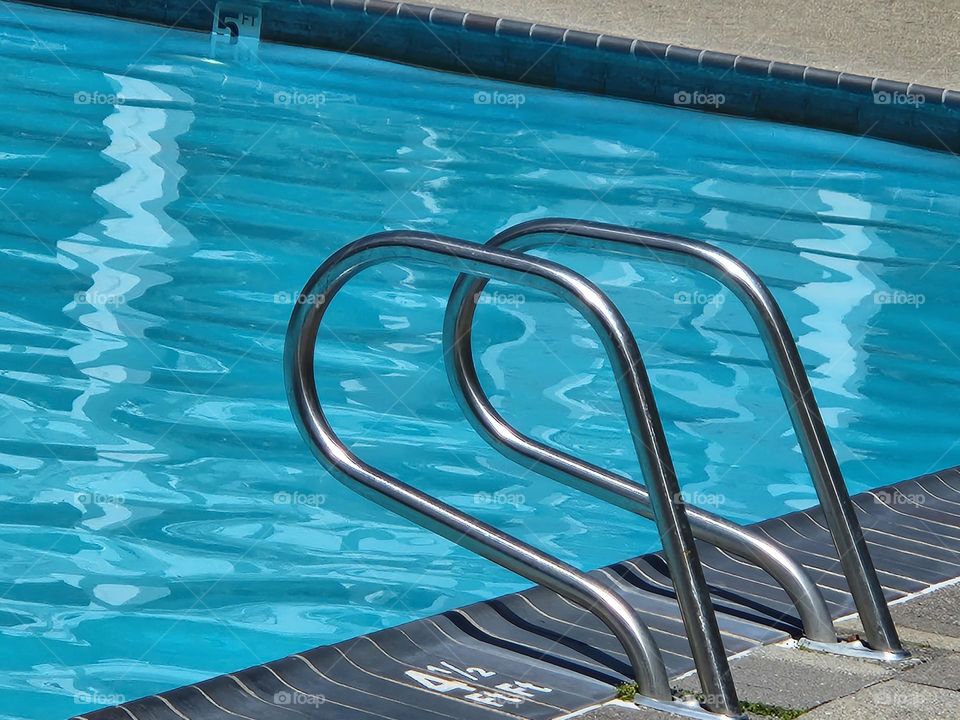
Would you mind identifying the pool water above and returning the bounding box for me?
[1,4,959,717]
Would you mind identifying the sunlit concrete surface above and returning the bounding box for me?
[578,584,960,719]
[450,0,960,89]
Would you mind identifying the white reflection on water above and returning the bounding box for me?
[795,190,890,406]
[57,72,195,461]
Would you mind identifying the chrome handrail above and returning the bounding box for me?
[444,275,836,644]
[285,231,743,718]
[444,217,905,659]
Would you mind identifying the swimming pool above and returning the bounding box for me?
[1,3,959,717]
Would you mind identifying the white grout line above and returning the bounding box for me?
[553,699,634,720]
[834,573,960,623]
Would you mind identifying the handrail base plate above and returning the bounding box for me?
[795,637,912,663]
[634,696,747,720]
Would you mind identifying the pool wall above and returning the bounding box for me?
[14,0,960,153]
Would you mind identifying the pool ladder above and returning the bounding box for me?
[284,219,908,720]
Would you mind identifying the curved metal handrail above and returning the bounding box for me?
[443,217,905,659]
[444,279,835,643]
[284,231,742,717]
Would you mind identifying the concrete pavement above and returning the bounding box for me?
[447,0,960,89]
[575,583,960,719]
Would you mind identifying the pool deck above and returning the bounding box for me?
[581,583,960,719]
[447,0,960,89]
[77,465,960,720]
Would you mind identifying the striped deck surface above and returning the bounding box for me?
[79,466,960,720]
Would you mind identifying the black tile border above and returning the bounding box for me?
[9,0,960,153]
[77,465,960,720]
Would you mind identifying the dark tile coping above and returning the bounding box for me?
[77,465,960,719]
[10,0,960,153]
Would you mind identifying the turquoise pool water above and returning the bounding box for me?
[1,4,959,717]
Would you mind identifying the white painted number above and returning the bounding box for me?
[406,664,553,709]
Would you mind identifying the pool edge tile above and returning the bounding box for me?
[79,464,960,720]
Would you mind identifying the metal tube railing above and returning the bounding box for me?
[284,231,743,718]
[446,217,905,659]
[443,276,836,643]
